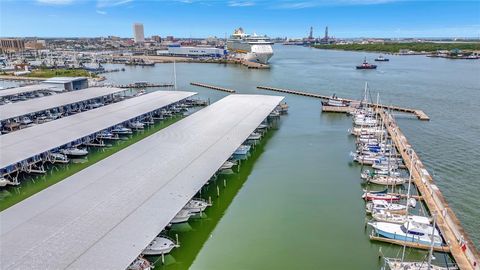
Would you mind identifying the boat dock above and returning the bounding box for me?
[257,86,430,120]
[0,87,126,124]
[0,91,196,182]
[377,108,479,270]
[0,94,284,269]
[190,82,235,93]
[114,82,174,88]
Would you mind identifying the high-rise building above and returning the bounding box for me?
[151,35,161,43]
[133,23,145,43]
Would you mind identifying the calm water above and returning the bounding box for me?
[74,46,480,268]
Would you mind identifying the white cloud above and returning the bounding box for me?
[274,0,400,9]
[97,0,133,8]
[96,9,107,14]
[36,0,74,5]
[229,1,255,7]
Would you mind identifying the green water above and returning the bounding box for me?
[0,115,183,211]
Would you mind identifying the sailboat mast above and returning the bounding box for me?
[427,214,437,267]
[173,60,177,90]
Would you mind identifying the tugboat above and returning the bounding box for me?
[374,55,390,62]
[356,58,377,69]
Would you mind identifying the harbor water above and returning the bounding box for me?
[1,45,478,269]
[103,45,479,269]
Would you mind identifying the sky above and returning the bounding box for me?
[0,0,479,38]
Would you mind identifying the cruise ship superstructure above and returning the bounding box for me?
[227,28,274,64]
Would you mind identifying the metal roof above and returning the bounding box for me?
[0,91,196,170]
[42,77,87,84]
[0,87,124,121]
[0,84,57,98]
[0,94,283,270]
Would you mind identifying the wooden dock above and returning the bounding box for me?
[190,82,235,93]
[257,86,430,121]
[378,108,479,270]
[370,235,450,252]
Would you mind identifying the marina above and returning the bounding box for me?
[0,94,283,269]
[0,84,59,100]
[0,86,126,126]
[0,91,196,185]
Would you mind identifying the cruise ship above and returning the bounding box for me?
[227,28,274,64]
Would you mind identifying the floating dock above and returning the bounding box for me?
[0,94,284,270]
[190,82,235,93]
[0,87,125,123]
[257,86,430,120]
[0,91,196,180]
[377,108,479,270]
[115,83,174,88]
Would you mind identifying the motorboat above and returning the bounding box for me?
[170,209,192,224]
[97,131,116,140]
[322,95,350,107]
[247,132,262,140]
[369,221,444,246]
[234,145,251,155]
[366,200,407,214]
[19,116,33,125]
[183,198,211,214]
[129,121,145,130]
[0,177,11,187]
[372,210,431,225]
[111,126,133,135]
[60,147,88,157]
[50,153,69,164]
[269,110,280,117]
[368,175,407,186]
[374,55,390,62]
[127,257,151,270]
[142,236,177,255]
[219,160,236,171]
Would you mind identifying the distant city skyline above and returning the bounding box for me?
[0,0,479,39]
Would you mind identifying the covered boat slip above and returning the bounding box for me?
[0,84,58,99]
[0,91,196,172]
[0,86,124,122]
[0,94,283,270]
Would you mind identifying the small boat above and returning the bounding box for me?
[361,169,401,180]
[269,110,280,117]
[322,94,350,107]
[369,221,444,246]
[247,132,262,140]
[127,257,151,270]
[183,198,211,214]
[97,131,116,140]
[50,153,69,164]
[356,57,377,69]
[219,160,236,171]
[129,121,145,130]
[372,210,431,224]
[277,102,289,114]
[170,209,192,224]
[366,200,407,214]
[362,191,400,201]
[142,236,177,255]
[234,145,251,155]
[0,177,11,187]
[111,126,133,135]
[368,175,407,186]
[384,257,457,270]
[19,116,33,125]
[374,55,390,62]
[257,124,268,130]
[60,147,88,157]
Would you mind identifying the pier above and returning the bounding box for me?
[190,82,235,93]
[114,82,174,88]
[0,94,283,269]
[257,86,430,120]
[377,108,479,270]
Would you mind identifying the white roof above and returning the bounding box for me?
[0,84,57,98]
[0,91,196,169]
[42,77,87,84]
[0,94,283,270]
[0,87,124,121]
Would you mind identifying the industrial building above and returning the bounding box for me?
[42,77,89,91]
[157,44,226,58]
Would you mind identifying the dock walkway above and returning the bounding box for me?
[190,82,235,93]
[378,108,479,270]
[257,86,430,120]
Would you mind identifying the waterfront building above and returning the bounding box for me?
[157,45,226,58]
[41,77,89,91]
[133,23,145,43]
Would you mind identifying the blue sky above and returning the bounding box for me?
[0,0,479,38]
